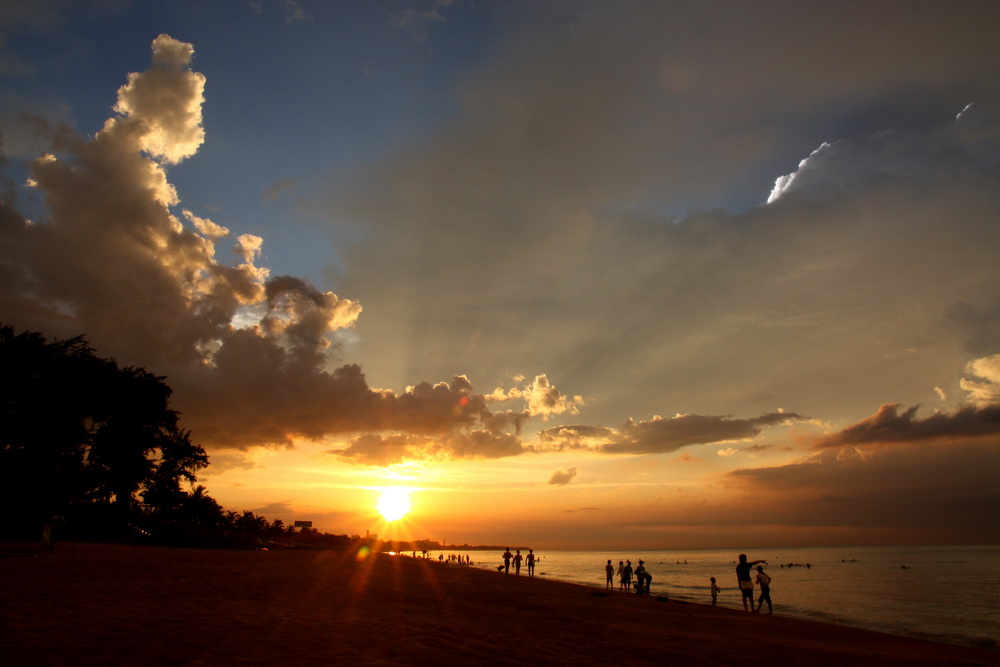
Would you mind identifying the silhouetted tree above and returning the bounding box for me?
[0,325,213,538]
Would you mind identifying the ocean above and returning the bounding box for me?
[466,544,1000,651]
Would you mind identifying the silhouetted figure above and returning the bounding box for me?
[617,561,626,590]
[526,549,536,578]
[633,560,652,594]
[624,560,633,591]
[40,515,64,551]
[755,565,772,614]
[514,549,523,576]
[736,554,766,612]
[502,548,513,576]
[605,560,614,588]
[710,577,722,606]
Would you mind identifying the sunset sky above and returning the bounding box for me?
[2,1,999,549]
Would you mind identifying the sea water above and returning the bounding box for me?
[468,544,1000,651]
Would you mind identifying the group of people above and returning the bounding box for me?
[500,548,536,577]
[605,559,653,594]
[601,552,773,612]
[733,553,772,613]
[437,553,475,566]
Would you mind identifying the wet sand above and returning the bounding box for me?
[2,542,996,665]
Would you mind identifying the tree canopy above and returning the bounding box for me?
[0,324,209,537]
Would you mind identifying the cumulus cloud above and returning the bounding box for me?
[961,354,1000,406]
[547,467,578,486]
[0,34,547,456]
[112,35,206,164]
[487,374,583,420]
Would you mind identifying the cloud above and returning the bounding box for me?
[961,354,1000,406]
[251,501,294,515]
[547,467,577,486]
[390,0,458,41]
[281,0,311,23]
[534,412,801,457]
[260,179,296,203]
[814,403,1000,449]
[487,374,583,420]
[112,35,206,164]
[600,412,801,455]
[768,106,1000,204]
[0,34,545,455]
[724,438,1000,539]
[331,426,526,467]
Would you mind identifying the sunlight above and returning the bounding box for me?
[377,488,411,522]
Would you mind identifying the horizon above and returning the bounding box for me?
[1,1,999,550]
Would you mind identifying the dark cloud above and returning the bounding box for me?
[724,439,1000,539]
[947,296,1000,357]
[331,427,526,467]
[547,467,577,486]
[601,412,802,455]
[251,501,294,516]
[815,403,1000,448]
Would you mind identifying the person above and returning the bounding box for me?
[605,559,615,589]
[526,549,535,578]
[735,553,766,612]
[624,560,633,591]
[502,548,513,576]
[514,549,523,576]
[40,515,64,552]
[755,565,772,614]
[617,560,626,591]
[710,577,722,607]
[633,560,652,594]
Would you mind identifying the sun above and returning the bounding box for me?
[377,488,411,522]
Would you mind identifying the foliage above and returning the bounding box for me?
[0,324,407,551]
[0,324,210,537]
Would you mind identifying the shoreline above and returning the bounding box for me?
[2,542,996,665]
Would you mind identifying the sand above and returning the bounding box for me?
[2,542,996,666]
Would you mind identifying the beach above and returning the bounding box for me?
[2,543,996,666]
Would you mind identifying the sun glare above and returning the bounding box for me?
[377,488,411,522]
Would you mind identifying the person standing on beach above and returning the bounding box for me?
[526,549,536,577]
[605,559,615,589]
[617,561,626,591]
[624,560,633,591]
[503,548,513,576]
[736,554,766,612]
[514,549,523,576]
[755,565,772,614]
[710,577,722,606]
[634,560,652,594]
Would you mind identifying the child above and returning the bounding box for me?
[755,565,772,614]
[710,577,722,606]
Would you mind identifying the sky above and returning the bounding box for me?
[2,0,999,550]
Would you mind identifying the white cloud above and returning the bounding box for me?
[111,34,206,164]
[961,354,1000,406]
